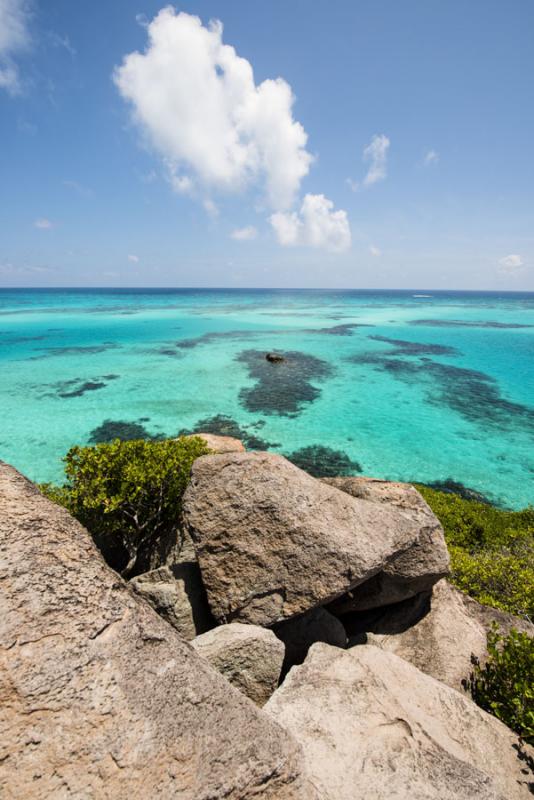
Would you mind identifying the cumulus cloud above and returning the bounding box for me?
[114,8,312,210]
[34,217,53,229]
[369,245,382,257]
[270,193,351,252]
[362,134,390,186]
[499,254,524,271]
[231,225,257,241]
[423,149,439,166]
[128,254,139,263]
[0,0,31,95]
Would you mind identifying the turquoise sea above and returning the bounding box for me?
[1,288,533,508]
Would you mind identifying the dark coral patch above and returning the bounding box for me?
[180,414,279,450]
[419,479,493,505]
[238,349,333,416]
[349,350,534,434]
[306,323,371,336]
[409,319,533,329]
[58,381,107,398]
[285,445,362,477]
[88,420,164,444]
[30,342,118,359]
[369,335,459,357]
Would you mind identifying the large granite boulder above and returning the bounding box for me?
[324,476,449,612]
[266,643,533,800]
[192,623,284,706]
[0,462,317,800]
[347,579,534,692]
[274,607,347,671]
[185,432,246,454]
[182,452,449,626]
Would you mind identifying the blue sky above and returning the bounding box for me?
[1,0,533,289]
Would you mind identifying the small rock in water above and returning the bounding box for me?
[266,352,285,363]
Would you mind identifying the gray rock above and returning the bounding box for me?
[0,462,318,800]
[274,607,346,670]
[183,452,448,626]
[324,476,449,612]
[192,623,285,706]
[130,561,213,641]
[351,579,534,692]
[266,643,534,800]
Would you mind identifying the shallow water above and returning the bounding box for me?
[1,288,533,508]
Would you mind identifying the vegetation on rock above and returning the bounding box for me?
[41,436,209,577]
[467,625,534,745]
[418,486,534,619]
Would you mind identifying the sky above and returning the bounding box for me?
[0,0,533,290]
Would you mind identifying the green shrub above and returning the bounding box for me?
[418,486,534,618]
[467,626,534,745]
[41,436,209,577]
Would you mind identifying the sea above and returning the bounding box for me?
[1,288,533,508]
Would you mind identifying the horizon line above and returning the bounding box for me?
[1,286,534,294]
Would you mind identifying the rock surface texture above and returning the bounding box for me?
[186,432,246,454]
[130,561,213,641]
[266,643,534,800]
[324,476,450,612]
[0,462,316,800]
[355,578,534,691]
[192,623,284,706]
[274,607,347,670]
[183,453,448,626]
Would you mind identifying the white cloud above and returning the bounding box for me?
[362,133,390,186]
[270,193,351,252]
[499,254,524,271]
[34,217,53,229]
[0,0,31,95]
[231,225,257,241]
[369,245,382,257]
[63,179,92,197]
[114,9,312,211]
[423,149,439,166]
[128,254,139,263]
[49,32,76,57]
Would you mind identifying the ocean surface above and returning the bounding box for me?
[1,288,533,508]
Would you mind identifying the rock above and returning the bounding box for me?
[0,462,317,800]
[185,432,246,454]
[266,643,534,800]
[266,352,285,363]
[274,607,346,671]
[130,561,213,641]
[347,579,534,692]
[183,452,448,626]
[323,476,449,612]
[192,623,285,706]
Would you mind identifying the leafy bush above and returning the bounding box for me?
[418,486,534,619]
[41,436,209,577]
[467,626,534,745]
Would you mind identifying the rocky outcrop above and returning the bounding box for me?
[266,643,534,800]
[130,561,213,641]
[185,432,246,454]
[274,607,346,671]
[266,352,285,363]
[347,579,534,691]
[182,452,448,626]
[0,462,317,800]
[324,476,449,612]
[192,623,284,706]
